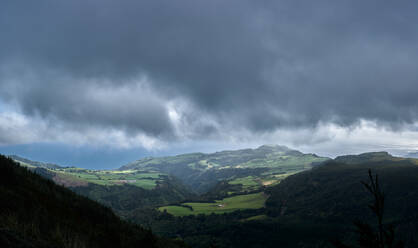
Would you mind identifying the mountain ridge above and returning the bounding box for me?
[120,144,308,170]
[120,144,329,193]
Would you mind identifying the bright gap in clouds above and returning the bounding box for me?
[1,101,418,169]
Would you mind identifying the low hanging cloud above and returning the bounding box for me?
[1,0,418,150]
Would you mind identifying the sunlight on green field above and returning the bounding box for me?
[242,214,268,221]
[229,176,258,186]
[158,192,268,216]
[227,172,297,193]
[66,171,161,189]
[42,167,164,189]
[229,176,260,191]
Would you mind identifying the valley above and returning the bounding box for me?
[11,145,328,216]
[7,146,418,247]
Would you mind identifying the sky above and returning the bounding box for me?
[1,0,418,169]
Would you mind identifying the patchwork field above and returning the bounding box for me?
[158,192,268,216]
[228,176,260,191]
[13,157,165,190]
[54,169,164,189]
[227,171,300,192]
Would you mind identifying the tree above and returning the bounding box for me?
[333,169,404,248]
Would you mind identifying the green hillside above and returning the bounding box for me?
[11,156,195,212]
[121,145,329,194]
[0,155,185,248]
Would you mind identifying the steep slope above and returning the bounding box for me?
[72,176,194,215]
[266,152,418,219]
[121,145,329,193]
[265,152,418,245]
[11,156,195,212]
[9,155,63,169]
[0,155,185,248]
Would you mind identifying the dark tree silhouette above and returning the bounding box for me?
[333,169,404,248]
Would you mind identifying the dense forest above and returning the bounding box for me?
[0,155,185,248]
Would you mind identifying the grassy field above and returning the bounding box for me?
[14,158,164,189]
[53,169,162,189]
[158,192,268,216]
[226,171,301,194]
[228,176,260,191]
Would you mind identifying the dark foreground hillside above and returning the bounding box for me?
[265,152,418,246]
[0,155,185,248]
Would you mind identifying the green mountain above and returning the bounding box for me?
[121,145,329,194]
[333,151,402,164]
[0,154,185,248]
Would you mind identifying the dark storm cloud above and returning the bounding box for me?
[0,67,173,136]
[1,0,418,141]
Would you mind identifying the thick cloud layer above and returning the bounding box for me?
[1,0,418,148]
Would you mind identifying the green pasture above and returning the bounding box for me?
[158,192,268,216]
[47,167,163,189]
[228,176,260,191]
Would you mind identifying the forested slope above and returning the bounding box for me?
[0,155,185,248]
